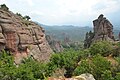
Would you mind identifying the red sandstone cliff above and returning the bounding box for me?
[0,8,53,64]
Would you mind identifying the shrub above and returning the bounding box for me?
[89,41,113,56]
[0,51,53,80]
[0,50,16,79]
[23,15,31,20]
[115,73,120,80]
[0,4,9,11]
[74,59,93,75]
[101,70,114,80]
[50,49,84,77]
[16,13,23,17]
[74,55,111,80]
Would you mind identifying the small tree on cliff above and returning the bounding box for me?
[16,13,23,17]
[23,15,31,20]
[0,4,9,11]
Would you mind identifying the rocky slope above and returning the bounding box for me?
[84,14,115,48]
[0,8,52,64]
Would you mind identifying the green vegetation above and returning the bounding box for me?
[0,50,53,80]
[1,4,120,80]
[16,13,23,17]
[74,55,112,80]
[23,15,31,20]
[0,41,120,80]
[16,12,31,26]
[0,4,9,11]
[89,41,113,56]
[16,13,31,21]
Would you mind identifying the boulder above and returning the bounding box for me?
[75,73,95,80]
[48,73,95,80]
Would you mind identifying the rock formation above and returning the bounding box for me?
[48,73,95,80]
[119,32,120,41]
[84,14,115,48]
[46,35,64,52]
[0,7,52,64]
[75,73,95,80]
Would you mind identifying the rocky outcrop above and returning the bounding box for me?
[0,8,52,64]
[46,35,64,52]
[93,14,114,41]
[48,73,95,80]
[84,14,115,48]
[75,73,95,80]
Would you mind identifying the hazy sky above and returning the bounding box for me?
[0,0,120,26]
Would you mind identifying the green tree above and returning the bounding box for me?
[0,4,9,11]
[23,15,31,20]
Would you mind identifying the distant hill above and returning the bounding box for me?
[36,22,120,42]
[114,27,120,39]
[38,23,92,42]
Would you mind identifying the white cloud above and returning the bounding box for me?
[26,0,34,6]
[0,0,7,4]
[17,0,34,6]
[90,0,120,15]
[0,0,120,26]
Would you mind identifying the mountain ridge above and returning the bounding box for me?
[36,22,120,42]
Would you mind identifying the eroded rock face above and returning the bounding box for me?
[46,35,64,52]
[0,9,53,64]
[84,14,115,48]
[93,14,114,41]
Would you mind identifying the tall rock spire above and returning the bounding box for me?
[84,14,115,48]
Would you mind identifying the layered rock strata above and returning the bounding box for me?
[0,9,52,64]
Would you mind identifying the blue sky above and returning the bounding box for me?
[0,0,120,27]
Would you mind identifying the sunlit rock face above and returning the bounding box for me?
[84,14,115,48]
[48,73,95,80]
[0,9,53,64]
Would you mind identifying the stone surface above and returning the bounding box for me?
[46,35,64,52]
[0,9,53,64]
[84,14,115,48]
[75,73,95,80]
[48,73,95,80]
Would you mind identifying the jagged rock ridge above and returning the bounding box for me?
[84,14,115,48]
[0,8,52,64]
